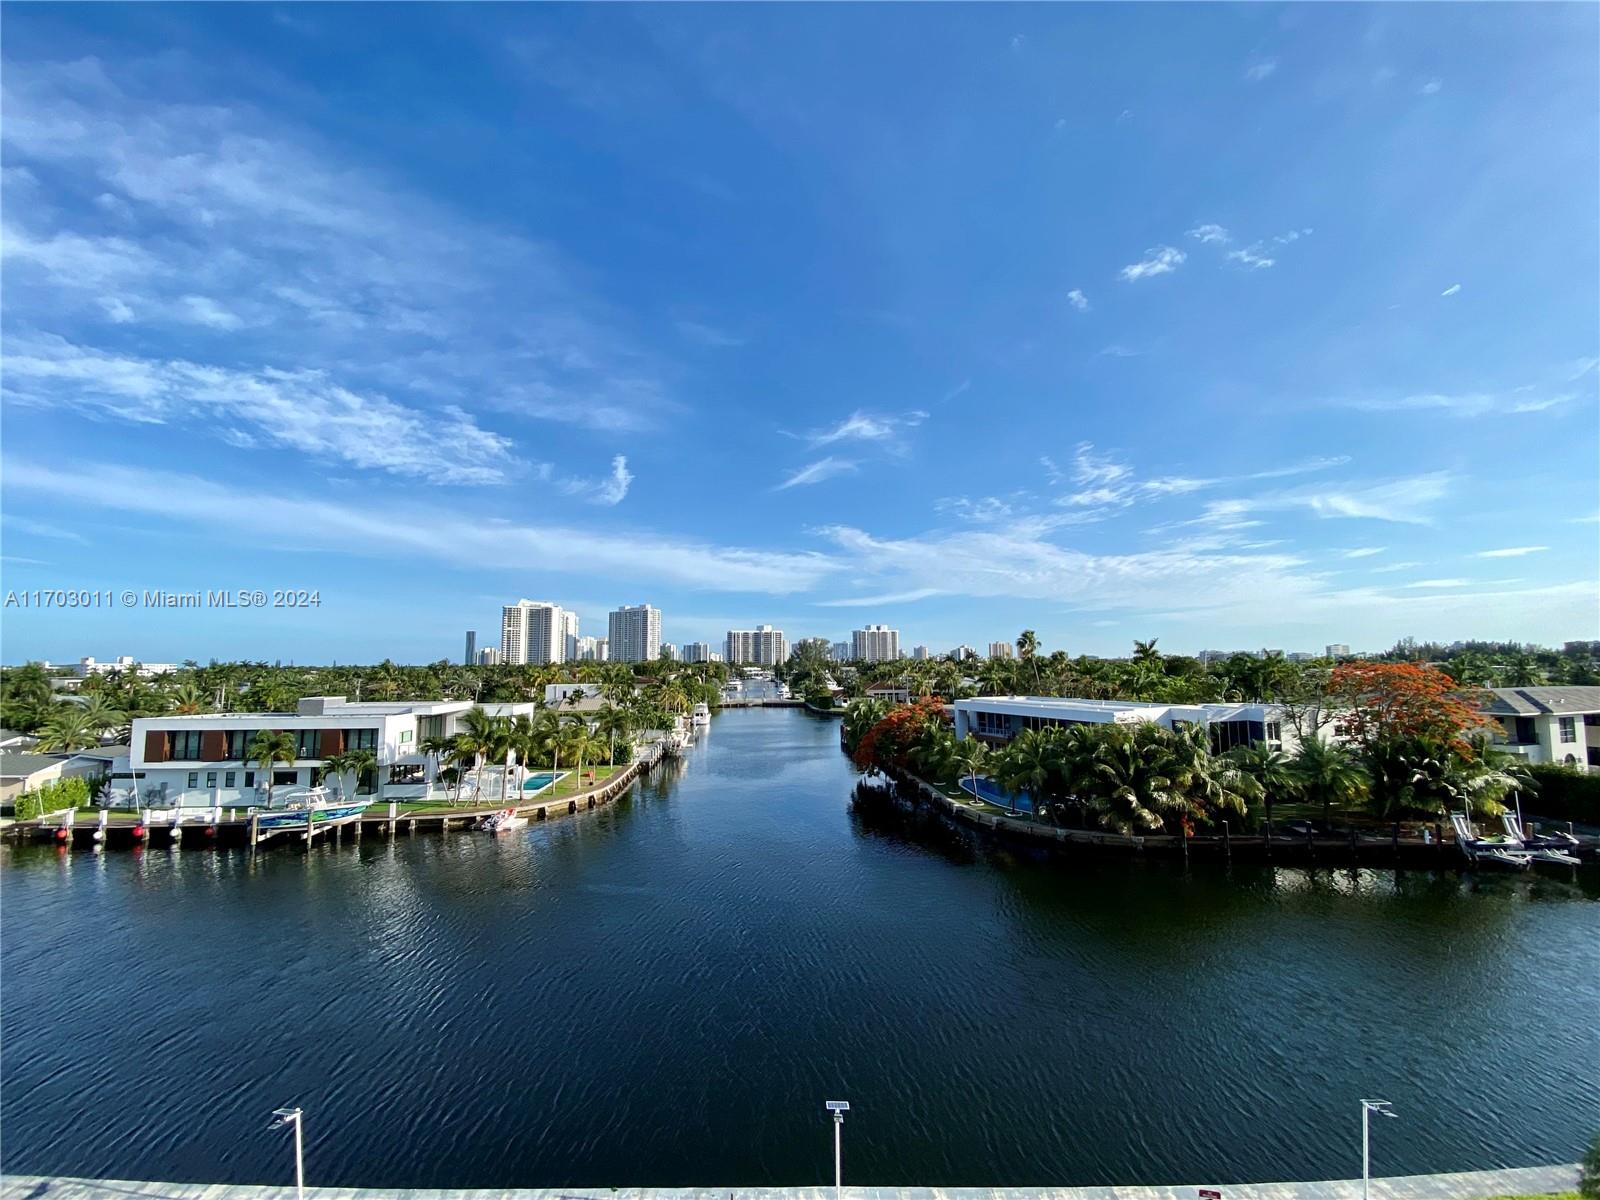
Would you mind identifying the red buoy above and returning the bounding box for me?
[55,828,69,842]
[132,824,146,840]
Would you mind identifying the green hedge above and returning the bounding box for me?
[1525,763,1600,825]
[14,776,91,822]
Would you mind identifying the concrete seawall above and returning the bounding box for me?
[0,1163,1579,1200]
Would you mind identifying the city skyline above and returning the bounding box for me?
[2,5,1596,665]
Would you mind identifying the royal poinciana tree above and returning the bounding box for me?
[850,696,947,774]
[1327,662,1488,755]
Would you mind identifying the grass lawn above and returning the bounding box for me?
[1484,1193,1578,1199]
[395,764,628,814]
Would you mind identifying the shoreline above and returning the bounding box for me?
[0,1163,1579,1199]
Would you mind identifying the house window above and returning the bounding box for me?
[388,763,425,785]
[1266,721,1283,743]
[205,772,217,788]
[243,771,255,788]
[295,730,321,759]
[186,772,199,788]
[172,731,205,760]
[1585,714,1600,727]
[1514,717,1537,744]
[1559,717,1577,743]
[228,730,256,759]
[399,730,412,744]
[224,772,236,788]
[273,770,298,785]
[349,728,378,752]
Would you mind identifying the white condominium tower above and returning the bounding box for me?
[608,604,662,662]
[501,600,578,665]
[724,625,788,665]
[851,624,900,663]
[681,642,714,663]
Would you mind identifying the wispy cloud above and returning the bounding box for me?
[6,460,838,594]
[1476,545,1549,558]
[555,455,633,506]
[2,513,90,544]
[1403,578,1469,589]
[801,410,928,448]
[1370,561,1423,574]
[1418,78,1443,95]
[1331,362,1594,418]
[1228,245,1276,269]
[3,333,515,485]
[816,588,944,608]
[1067,288,1090,312]
[1245,58,1279,82]
[1188,224,1230,245]
[1441,283,1462,297]
[1118,246,1185,282]
[776,457,857,490]
[1342,547,1386,559]
[1197,472,1452,526]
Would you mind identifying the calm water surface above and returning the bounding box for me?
[3,708,1597,1188]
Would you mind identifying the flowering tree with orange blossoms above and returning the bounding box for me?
[1328,662,1489,758]
[851,696,948,774]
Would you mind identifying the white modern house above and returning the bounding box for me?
[1478,686,1600,771]
[952,696,1295,754]
[128,695,544,808]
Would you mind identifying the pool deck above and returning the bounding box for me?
[0,1164,1578,1200]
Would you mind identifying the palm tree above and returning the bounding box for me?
[72,694,128,741]
[1079,724,1177,835]
[949,737,989,802]
[534,708,568,779]
[1292,736,1368,826]
[993,727,1057,817]
[247,729,297,806]
[594,704,632,766]
[455,707,508,802]
[1225,742,1299,829]
[34,706,99,752]
[166,682,211,716]
[1167,725,1258,830]
[420,734,452,796]
[1016,630,1041,694]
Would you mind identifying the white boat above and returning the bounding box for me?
[478,808,528,833]
[252,786,372,831]
[775,683,791,699]
[691,702,711,727]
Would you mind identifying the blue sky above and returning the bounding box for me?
[3,3,1597,665]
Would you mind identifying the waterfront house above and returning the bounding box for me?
[1478,686,1600,770]
[952,695,1296,754]
[865,681,912,705]
[128,696,543,808]
[0,752,67,806]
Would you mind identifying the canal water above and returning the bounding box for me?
[3,707,1596,1189]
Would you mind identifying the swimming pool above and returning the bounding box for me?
[521,771,569,794]
[957,775,1035,814]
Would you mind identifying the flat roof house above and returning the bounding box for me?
[952,695,1295,754]
[128,696,542,808]
[1479,686,1600,771]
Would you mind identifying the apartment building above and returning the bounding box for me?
[988,642,1014,659]
[501,600,578,665]
[851,625,900,663]
[609,605,662,663]
[725,625,789,665]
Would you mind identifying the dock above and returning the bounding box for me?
[8,740,673,852]
[0,1163,1579,1200]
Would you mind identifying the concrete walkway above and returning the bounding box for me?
[0,1164,1578,1200]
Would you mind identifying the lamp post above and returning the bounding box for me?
[1360,1099,1396,1200]
[825,1100,850,1200]
[270,1106,304,1200]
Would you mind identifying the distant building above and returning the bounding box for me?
[464,631,477,665]
[725,625,788,665]
[851,624,900,663]
[573,636,602,661]
[660,642,680,662]
[66,656,177,678]
[912,645,931,661]
[562,610,581,662]
[477,647,501,666]
[594,638,609,662]
[501,600,577,665]
[609,605,661,663]
[831,642,851,662]
[988,641,1014,659]
[1287,652,1317,663]
[682,642,714,663]
[951,645,977,661]
[1326,643,1351,659]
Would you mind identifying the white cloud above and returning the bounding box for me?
[1441,283,1462,297]
[1342,547,1386,559]
[776,457,857,490]
[1370,561,1423,574]
[180,294,243,330]
[3,333,515,485]
[936,495,1017,524]
[556,455,633,506]
[1118,245,1185,282]
[1198,472,1452,526]
[1067,288,1089,312]
[1098,343,1143,358]
[1418,78,1443,95]
[2,514,90,544]
[5,460,838,594]
[1403,578,1469,589]
[802,409,927,447]
[816,588,944,608]
[1188,224,1230,245]
[1228,245,1276,269]
[1333,363,1593,418]
[1476,545,1549,558]
[1245,59,1279,82]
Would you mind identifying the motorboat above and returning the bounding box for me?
[478,808,528,833]
[1449,812,1533,870]
[251,785,372,831]
[691,702,711,727]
